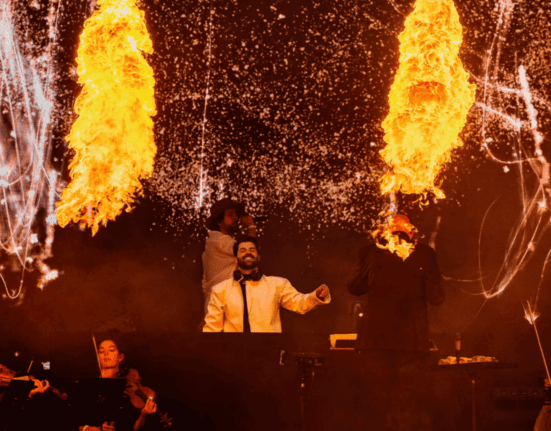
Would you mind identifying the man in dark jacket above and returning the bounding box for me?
[348,214,444,430]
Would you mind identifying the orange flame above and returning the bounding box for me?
[56,0,156,235]
[373,227,417,261]
[373,214,418,261]
[379,0,476,199]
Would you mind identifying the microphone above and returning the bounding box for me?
[252,216,268,223]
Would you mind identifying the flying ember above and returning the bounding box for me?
[56,0,156,235]
[379,0,476,199]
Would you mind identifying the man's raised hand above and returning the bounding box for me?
[315,285,330,300]
[142,398,157,415]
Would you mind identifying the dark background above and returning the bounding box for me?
[1,0,551,429]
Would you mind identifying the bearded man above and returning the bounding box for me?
[203,236,330,332]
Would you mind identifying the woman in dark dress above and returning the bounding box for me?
[78,339,157,431]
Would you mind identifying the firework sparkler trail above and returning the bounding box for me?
[524,301,551,382]
[519,66,546,173]
[56,0,157,236]
[148,0,387,235]
[477,197,544,299]
[480,0,515,128]
[473,62,550,306]
[197,0,215,209]
[386,0,404,16]
[413,0,551,330]
[0,1,60,301]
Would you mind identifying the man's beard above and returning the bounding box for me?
[237,256,259,270]
[226,221,238,234]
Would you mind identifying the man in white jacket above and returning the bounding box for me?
[203,236,330,332]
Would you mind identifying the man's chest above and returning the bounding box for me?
[226,283,277,309]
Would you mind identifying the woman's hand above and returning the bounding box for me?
[133,399,157,430]
[141,397,157,416]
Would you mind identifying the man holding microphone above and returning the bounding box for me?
[202,198,257,315]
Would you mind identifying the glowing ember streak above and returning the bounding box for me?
[56,0,156,235]
[379,0,476,199]
[524,304,540,325]
[524,301,551,382]
[0,1,60,300]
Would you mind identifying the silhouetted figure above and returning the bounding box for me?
[348,214,444,431]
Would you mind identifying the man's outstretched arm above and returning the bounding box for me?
[279,279,331,315]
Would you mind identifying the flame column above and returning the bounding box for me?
[379,0,476,199]
[56,0,156,235]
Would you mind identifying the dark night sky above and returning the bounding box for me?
[1,0,551,383]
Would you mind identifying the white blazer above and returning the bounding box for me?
[203,275,330,332]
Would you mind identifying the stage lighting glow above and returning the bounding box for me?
[56,0,156,235]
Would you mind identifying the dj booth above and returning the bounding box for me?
[0,332,543,431]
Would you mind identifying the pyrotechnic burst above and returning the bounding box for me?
[148,0,383,237]
[372,214,418,260]
[56,0,156,235]
[0,0,60,301]
[59,0,547,330]
[373,0,476,259]
[380,0,476,199]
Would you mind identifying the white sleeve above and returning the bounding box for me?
[278,279,330,315]
[202,233,236,294]
[215,234,236,257]
[203,285,225,332]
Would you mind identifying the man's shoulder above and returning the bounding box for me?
[212,277,235,292]
[262,275,290,285]
[206,230,234,241]
[205,231,236,249]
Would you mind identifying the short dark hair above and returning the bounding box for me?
[233,235,260,256]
